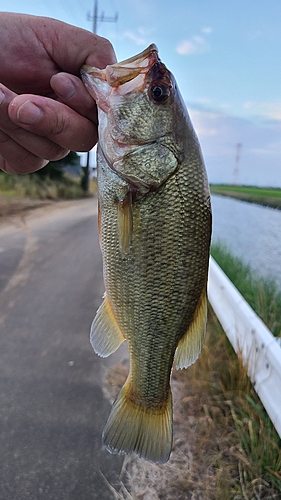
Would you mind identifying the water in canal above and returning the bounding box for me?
[211,195,281,285]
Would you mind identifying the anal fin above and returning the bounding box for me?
[175,287,208,369]
[90,294,125,357]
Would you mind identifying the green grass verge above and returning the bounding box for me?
[0,171,96,200]
[211,241,281,337]
[210,184,281,209]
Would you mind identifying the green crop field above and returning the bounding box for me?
[210,184,281,209]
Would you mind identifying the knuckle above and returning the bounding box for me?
[48,112,66,138]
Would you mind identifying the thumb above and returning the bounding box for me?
[34,17,117,73]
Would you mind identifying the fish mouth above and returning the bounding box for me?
[81,43,173,115]
[82,44,159,88]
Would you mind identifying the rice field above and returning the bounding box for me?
[210,184,281,210]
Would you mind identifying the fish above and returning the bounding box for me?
[81,44,212,464]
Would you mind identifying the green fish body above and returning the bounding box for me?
[81,44,212,463]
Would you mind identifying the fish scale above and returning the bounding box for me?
[81,43,211,463]
[99,163,209,400]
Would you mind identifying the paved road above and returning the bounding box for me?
[0,199,123,500]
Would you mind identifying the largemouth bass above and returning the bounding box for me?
[81,44,212,464]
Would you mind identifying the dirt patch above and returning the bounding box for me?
[0,197,53,218]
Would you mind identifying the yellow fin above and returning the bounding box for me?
[90,294,125,357]
[117,192,133,256]
[102,379,173,464]
[175,288,208,369]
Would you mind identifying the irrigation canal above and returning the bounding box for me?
[211,195,281,285]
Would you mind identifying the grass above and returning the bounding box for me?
[104,245,281,499]
[0,171,97,201]
[211,241,281,337]
[210,184,281,210]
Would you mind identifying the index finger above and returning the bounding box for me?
[50,73,97,124]
[8,94,98,152]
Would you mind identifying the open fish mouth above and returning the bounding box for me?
[82,44,159,88]
[80,44,174,107]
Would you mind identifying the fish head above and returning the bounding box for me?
[81,44,184,151]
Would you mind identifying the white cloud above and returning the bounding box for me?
[110,27,152,46]
[201,27,213,34]
[176,36,209,55]
[196,97,213,105]
[176,27,212,55]
[189,110,218,137]
[243,101,281,120]
[123,30,147,45]
[187,104,281,187]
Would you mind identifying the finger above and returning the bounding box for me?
[0,84,69,165]
[0,129,49,174]
[8,93,98,152]
[85,37,117,68]
[39,21,117,72]
[50,73,97,124]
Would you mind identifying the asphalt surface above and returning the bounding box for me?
[0,199,124,500]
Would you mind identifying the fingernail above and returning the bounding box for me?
[16,100,42,125]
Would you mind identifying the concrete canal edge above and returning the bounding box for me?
[208,256,281,439]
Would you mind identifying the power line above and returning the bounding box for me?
[87,0,118,34]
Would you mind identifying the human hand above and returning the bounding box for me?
[0,13,116,174]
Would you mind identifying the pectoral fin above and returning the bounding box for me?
[175,288,208,369]
[117,190,134,256]
[90,294,125,357]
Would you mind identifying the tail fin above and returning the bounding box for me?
[102,379,173,464]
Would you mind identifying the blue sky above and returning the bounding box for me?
[2,0,281,186]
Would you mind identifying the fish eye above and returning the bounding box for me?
[149,83,170,103]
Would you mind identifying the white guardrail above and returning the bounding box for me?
[207,256,281,438]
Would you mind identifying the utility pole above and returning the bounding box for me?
[87,0,118,35]
[82,0,118,192]
[233,143,242,185]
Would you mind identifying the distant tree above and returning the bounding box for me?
[33,151,80,180]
